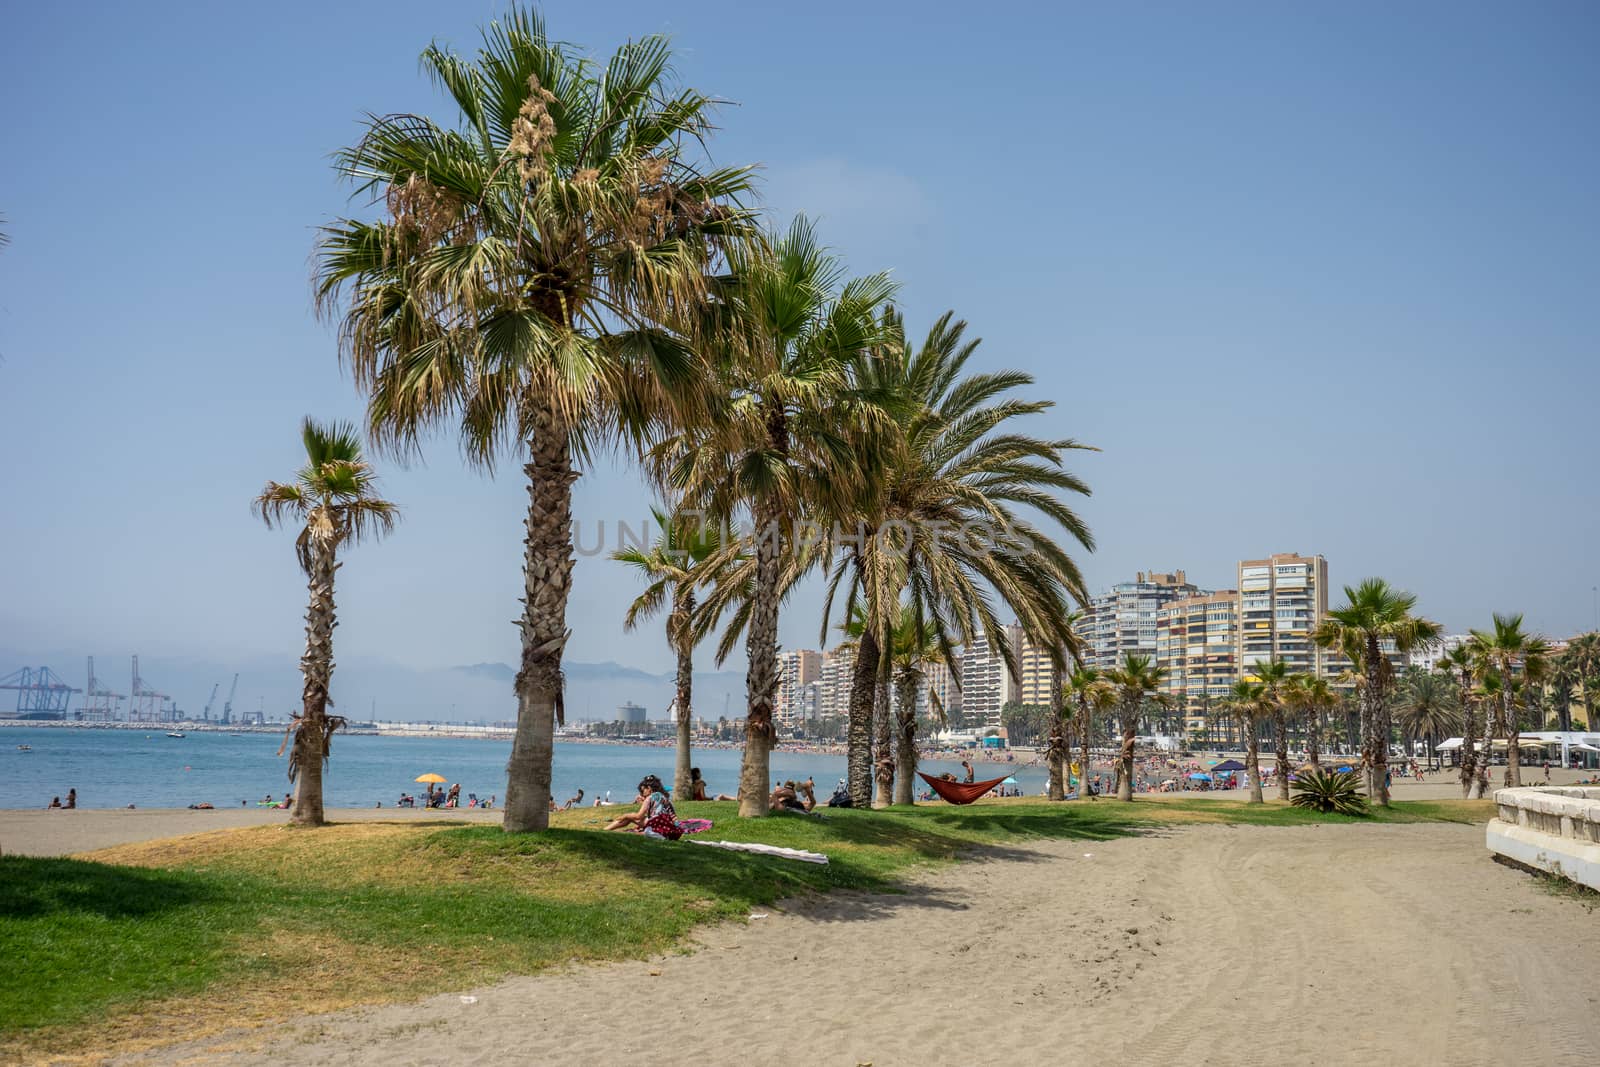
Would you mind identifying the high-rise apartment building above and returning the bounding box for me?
[1237,553,1328,676]
[961,625,1023,729]
[775,649,822,730]
[1157,590,1240,741]
[818,646,856,723]
[920,658,964,724]
[1016,633,1060,706]
[1074,570,1201,670]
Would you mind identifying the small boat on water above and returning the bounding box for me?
[16,744,31,751]
[166,731,186,739]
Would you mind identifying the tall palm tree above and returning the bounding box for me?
[316,9,756,832]
[1284,672,1334,772]
[820,310,1093,805]
[1313,578,1441,806]
[884,600,955,805]
[1467,613,1549,788]
[1065,666,1115,800]
[1565,632,1600,727]
[1547,654,1579,734]
[254,419,398,827]
[1435,645,1482,797]
[1395,670,1461,770]
[1249,659,1293,800]
[1105,654,1167,801]
[614,507,729,800]
[659,218,894,816]
[1223,680,1268,804]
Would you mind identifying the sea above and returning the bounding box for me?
[0,726,1043,809]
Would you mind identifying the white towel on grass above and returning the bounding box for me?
[687,839,829,864]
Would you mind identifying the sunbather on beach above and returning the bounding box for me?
[605,776,681,838]
[689,767,735,802]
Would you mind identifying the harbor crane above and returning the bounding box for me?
[220,673,239,725]
[0,666,81,718]
[129,655,174,722]
[80,656,127,721]
[201,683,220,721]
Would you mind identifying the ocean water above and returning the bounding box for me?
[0,726,1043,809]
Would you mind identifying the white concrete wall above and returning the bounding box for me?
[1486,786,1600,892]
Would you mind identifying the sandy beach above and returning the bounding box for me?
[21,810,1582,1067]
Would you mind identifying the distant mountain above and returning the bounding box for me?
[450,659,747,722]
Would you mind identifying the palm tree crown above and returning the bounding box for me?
[253,418,399,568]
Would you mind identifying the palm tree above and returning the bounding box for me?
[1547,654,1579,734]
[1467,613,1549,788]
[885,600,955,805]
[1565,631,1600,727]
[316,9,756,831]
[254,419,398,827]
[659,218,894,816]
[1249,659,1293,800]
[614,507,729,800]
[1285,673,1335,772]
[1313,578,1441,806]
[1105,654,1167,801]
[1065,667,1115,800]
[819,310,1094,805]
[1223,680,1268,804]
[1435,645,1482,797]
[1395,670,1461,770]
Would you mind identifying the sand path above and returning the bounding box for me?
[124,821,1599,1067]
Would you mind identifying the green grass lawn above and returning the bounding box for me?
[0,796,1490,1059]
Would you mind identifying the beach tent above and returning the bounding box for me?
[1211,759,1246,772]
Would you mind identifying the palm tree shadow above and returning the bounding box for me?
[0,857,220,920]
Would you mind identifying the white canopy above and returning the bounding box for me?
[1435,738,1463,751]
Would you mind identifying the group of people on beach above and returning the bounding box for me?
[44,788,76,809]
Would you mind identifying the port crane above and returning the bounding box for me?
[220,673,239,724]
[129,655,174,722]
[80,656,126,721]
[201,683,220,721]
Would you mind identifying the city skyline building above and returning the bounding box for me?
[775,649,821,730]
[1156,589,1241,742]
[1075,570,1202,671]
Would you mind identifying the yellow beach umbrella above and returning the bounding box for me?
[415,773,447,784]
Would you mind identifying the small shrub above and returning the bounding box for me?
[1289,768,1368,816]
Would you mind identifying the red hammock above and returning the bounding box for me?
[918,772,1008,805]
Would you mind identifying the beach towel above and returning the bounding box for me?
[917,772,1007,805]
[676,818,713,835]
[687,840,829,864]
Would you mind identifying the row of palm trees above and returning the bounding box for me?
[256,7,1582,829]
[262,8,1096,830]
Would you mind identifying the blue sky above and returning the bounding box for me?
[2,0,1597,689]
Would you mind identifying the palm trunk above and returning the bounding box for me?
[1046,664,1065,801]
[290,540,337,827]
[893,675,918,806]
[672,590,695,803]
[1458,670,1478,799]
[873,638,893,809]
[736,501,783,817]
[1364,635,1388,806]
[1245,722,1264,804]
[846,629,879,807]
[504,417,576,833]
[1078,696,1094,801]
[1474,695,1495,799]
[1274,709,1290,801]
[1306,709,1321,772]
[1503,680,1521,788]
[1115,699,1136,801]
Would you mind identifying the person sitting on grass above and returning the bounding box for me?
[604,776,682,839]
[562,789,584,810]
[770,780,806,813]
[796,776,817,812]
[689,767,735,801]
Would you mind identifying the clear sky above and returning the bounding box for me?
[2,0,1597,684]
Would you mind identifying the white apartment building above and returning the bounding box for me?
[1074,570,1201,671]
[775,649,821,729]
[959,625,1022,730]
